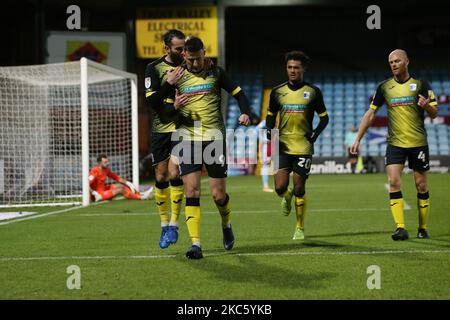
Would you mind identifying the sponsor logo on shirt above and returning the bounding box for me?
[181,83,214,96]
[389,96,415,107]
[282,104,308,113]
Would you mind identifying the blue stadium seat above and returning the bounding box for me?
[333,105,344,112]
[368,144,380,156]
[334,96,344,103]
[344,114,355,122]
[332,123,345,137]
[228,70,449,160]
[440,149,450,156]
[356,110,366,118]
[429,145,438,156]
[333,110,344,118]
[355,88,366,95]
[356,95,368,103]
[333,128,344,136]
[321,145,332,156]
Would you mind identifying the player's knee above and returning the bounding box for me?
[415,179,427,193]
[275,186,287,196]
[155,171,168,183]
[116,184,125,193]
[211,189,226,203]
[293,185,305,197]
[168,168,180,181]
[185,187,200,198]
[388,177,401,190]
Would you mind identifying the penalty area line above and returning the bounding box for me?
[0,201,108,226]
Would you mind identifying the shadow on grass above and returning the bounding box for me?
[307,230,450,249]
[204,240,347,255]
[170,241,349,290]
[306,230,389,239]
[177,253,337,290]
[407,234,450,248]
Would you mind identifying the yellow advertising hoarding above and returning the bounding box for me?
[136,6,218,58]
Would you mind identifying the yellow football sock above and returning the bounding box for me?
[278,188,292,200]
[390,192,405,229]
[295,196,307,229]
[155,185,170,226]
[418,193,430,230]
[215,194,231,228]
[185,198,201,245]
[170,184,184,225]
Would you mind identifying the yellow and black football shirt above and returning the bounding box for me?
[144,56,178,133]
[268,82,328,155]
[176,66,243,141]
[370,77,438,148]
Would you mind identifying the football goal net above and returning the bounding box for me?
[0,58,138,207]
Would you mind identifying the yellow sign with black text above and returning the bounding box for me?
[136,6,218,58]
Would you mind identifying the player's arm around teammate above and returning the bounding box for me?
[144,29,188,249]
[173,37,252,259]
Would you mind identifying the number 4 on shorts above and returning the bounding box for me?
[418,151,426,162]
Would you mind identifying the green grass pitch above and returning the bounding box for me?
[0,173,449,299]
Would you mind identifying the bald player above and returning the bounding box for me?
[351,49,438,240]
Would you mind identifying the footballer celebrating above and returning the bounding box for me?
[144,29,186,249]
[173,36,252,259]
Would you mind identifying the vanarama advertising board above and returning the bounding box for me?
[136,6,218,58]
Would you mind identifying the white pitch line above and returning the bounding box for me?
[1,249,449,262]
[1,205,392,225]
[74,208,390,217]
[228,249,450,257]
[0,201,109,226]
[3,182,411,225]
[384,184,411,210]
[0,206,82,226]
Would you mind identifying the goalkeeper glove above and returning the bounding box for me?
[125,181,137,193]
[91,191,103,202]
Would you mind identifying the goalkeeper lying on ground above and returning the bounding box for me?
[89,154,154,202]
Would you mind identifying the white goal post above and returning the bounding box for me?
[0,58,139,208]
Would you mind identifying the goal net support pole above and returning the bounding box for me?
[0,58,139,208]
[80,58,139,207]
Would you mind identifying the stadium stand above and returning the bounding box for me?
[227,71,450,159]
[227,73,264,129]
